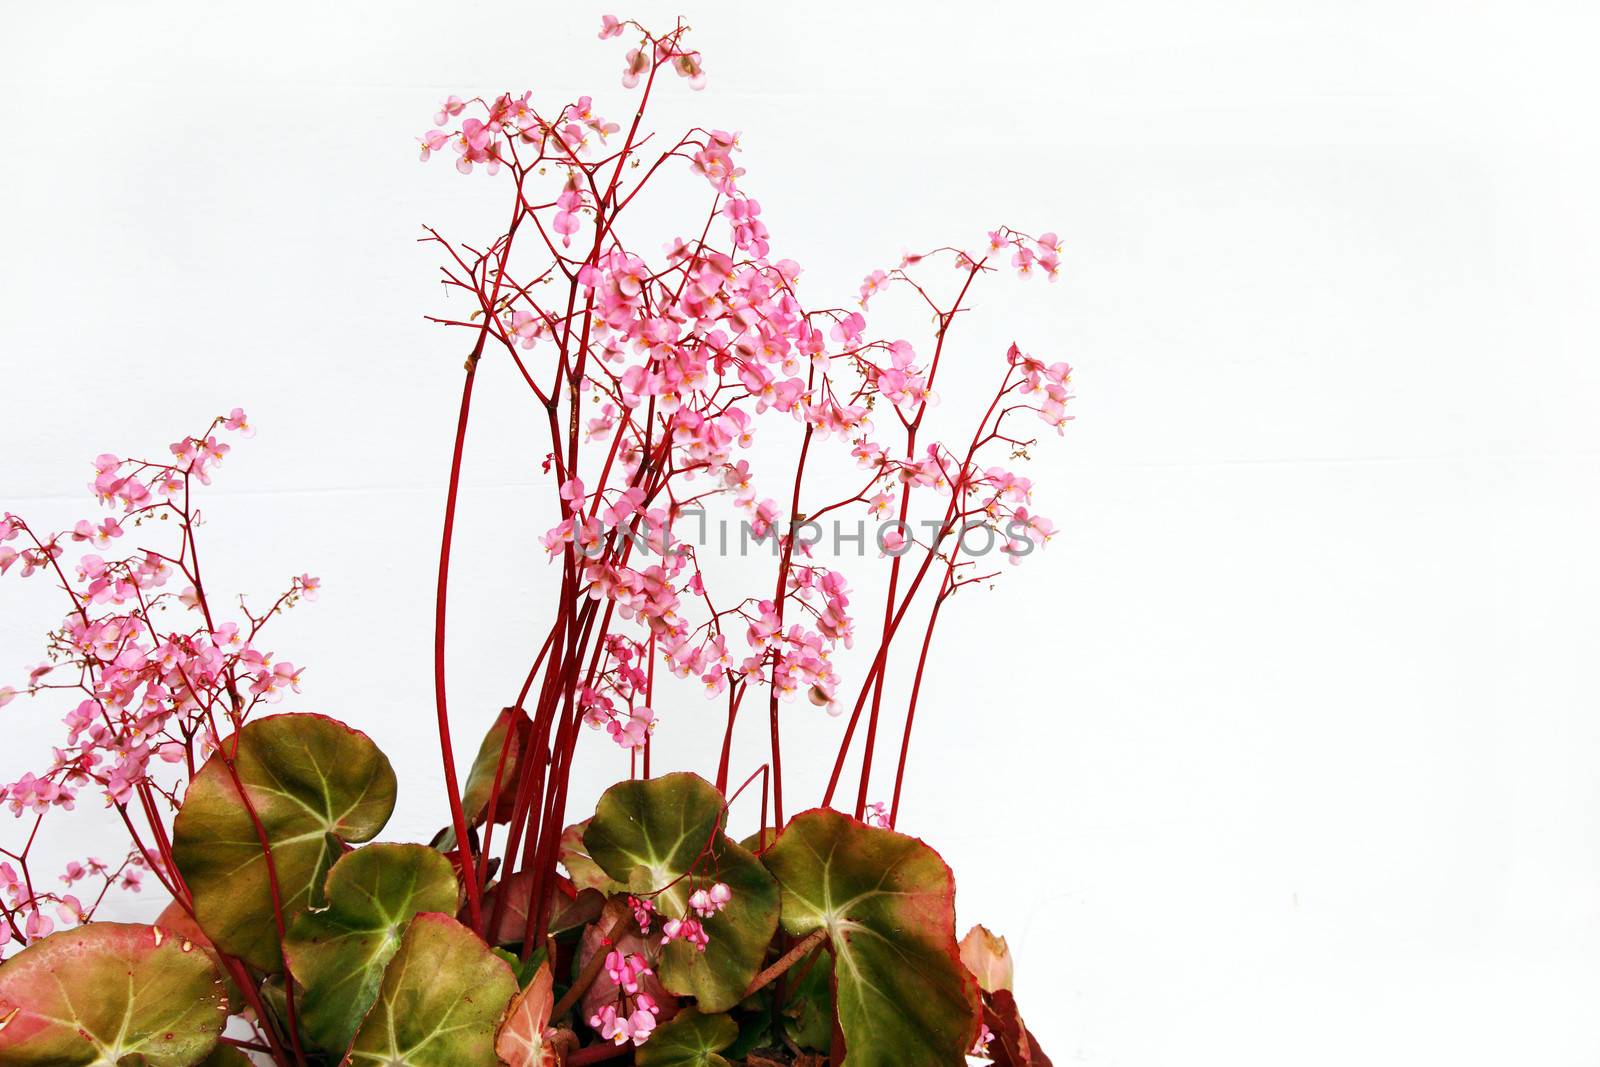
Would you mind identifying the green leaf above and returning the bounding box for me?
[634,1008,739,1067]
[462,707,530,825]
[583,774,779,1012]
[724,1008,772,1060]
[738,827,779,854]
[194,1046,252,1067]
[346,912,517,1067]
[284,842,460,1054]
[171,713,397,972]
[659,834,779,1013]
[761,808,981,1067]
[0,922,229,1066]
[583,774,723,895]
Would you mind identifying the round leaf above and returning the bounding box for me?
[635,1008,739,1067]
[0,922,228,1066]
[284,842,460,1054]
[171,713,398,971]
[582,773,723,894]
[346,912,517,1067]
[761,808,981,1067]
[659,833,779,1013]
[584,774,778,1010]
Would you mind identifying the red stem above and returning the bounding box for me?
[434,344,486,930]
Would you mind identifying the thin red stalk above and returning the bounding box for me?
[856,425,915,818]
[824,367,1015,809]
[434,344,486,930]
[764,421,815,830]
[889,584,950,826]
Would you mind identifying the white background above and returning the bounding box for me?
[4,1,1600,1063]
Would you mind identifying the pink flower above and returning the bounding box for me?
[621,47,649,89]
[433,94,465,127]
[553,179,584,246]
[859,269,889,307]
[25,908,53,939]
[672,50,707,91]
[298,573,321,600]
[599,14,624,39]
[688,881,732,918]
[223,407,256,437]
[627,1008,657,1044]
[661,915,709,951]
[628,895,655,934]
[418,129,449,162]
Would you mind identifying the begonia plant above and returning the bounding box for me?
[0,15,1069,1066]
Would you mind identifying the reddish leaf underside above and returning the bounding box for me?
[983,989,1054,1067]
[494,959,560,1066]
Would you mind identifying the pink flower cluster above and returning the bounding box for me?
[590,949,661,1046]
[0,412,315,955]
[415,15,1072,816]
[0,852,149,950]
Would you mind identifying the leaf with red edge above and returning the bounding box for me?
[760,808,981,1067]
[463,706,531,825]
[983,989,1054,1067]
[155,900,244,1013]
[494,959,561,1066]
[347,912,518,1067]
[171,712,397,972]
[0,922,229,1066]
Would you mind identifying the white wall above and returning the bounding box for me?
[4,1,1600,1063]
